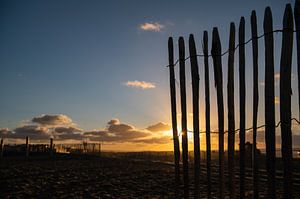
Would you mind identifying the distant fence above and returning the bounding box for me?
[168,2,300,199]
[0,137,101,158]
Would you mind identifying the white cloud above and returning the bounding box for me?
[125,80,155,89]
[139,22,164,32]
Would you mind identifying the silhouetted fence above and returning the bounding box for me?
[168,2,300,199]
[0,137,101,158]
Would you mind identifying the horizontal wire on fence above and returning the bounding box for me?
[168,28,300,140]
[166,29,299,68]
[173,117,300,139]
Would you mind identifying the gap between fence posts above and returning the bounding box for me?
[263,6,276,199]
[203,30,212,199]
[168,37,181,191]
[211,27,225,199]
[280,4,294,199]
[179,37,189,199]
[189,34,200,199]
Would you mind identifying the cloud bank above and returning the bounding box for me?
[0,114,172,145]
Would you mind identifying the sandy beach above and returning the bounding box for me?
[1,154,300,198]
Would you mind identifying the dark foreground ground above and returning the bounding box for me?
[0,154,300,198]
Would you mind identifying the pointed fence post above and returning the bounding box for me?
[189,34,200,199]
[25,136,29,158]
[280,4,294,198]
[168,37,181,191]
[239,16,246,199]
[179,37,189,199]
[203,30,212,199]
[227,22,236,199]
[263,7,276,198]
[251,11,259,199]
[211,28,224,199]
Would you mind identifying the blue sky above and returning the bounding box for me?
[0,0,299,149]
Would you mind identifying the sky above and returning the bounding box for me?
[0,0,299,151]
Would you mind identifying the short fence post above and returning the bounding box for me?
[263,7,276,198]
[179,36,189,199]
[99,142,101,156]
[168,37,181,190]
[189,34,200,199]
[50,138,54,157]
[280,4,294,198]
[227,22,236,199]
[0,138,4,159]
[25,136,29,158]
[203,30,212,199]
[211,27,225,199]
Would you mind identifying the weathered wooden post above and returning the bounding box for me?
[251,10,259,199]
[189,34,200,199]
[168,37,181,189]
[99,142,101,156]
[280,4,294,198]
[211,28,224,199]
[92,143,95,153]
[295,0,300,120]
[263,7,276,198]
[0,138,4,159]
[50,138,54,157]
[239,16,246,199]
[25,136,29,158]
[179,37,189,199]
[203,30,212,199]
[227,22,236,199]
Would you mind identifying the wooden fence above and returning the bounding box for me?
[0,137,101,158]
[168,2,300,199]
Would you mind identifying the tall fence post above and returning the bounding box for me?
[239,16,246,199]
[263,7,276,198]
[203,30,212,199]
[295,0,300,120]
[179,36,189,199]
[25,136,29,158]
[251,10,259,199]
[227,22,236,199]
[293,0,300,186]
[168,37,181,190]
[189,34,200,199]
[0,138,3,159]
[280,4,294,199]
[211,27,224,199]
